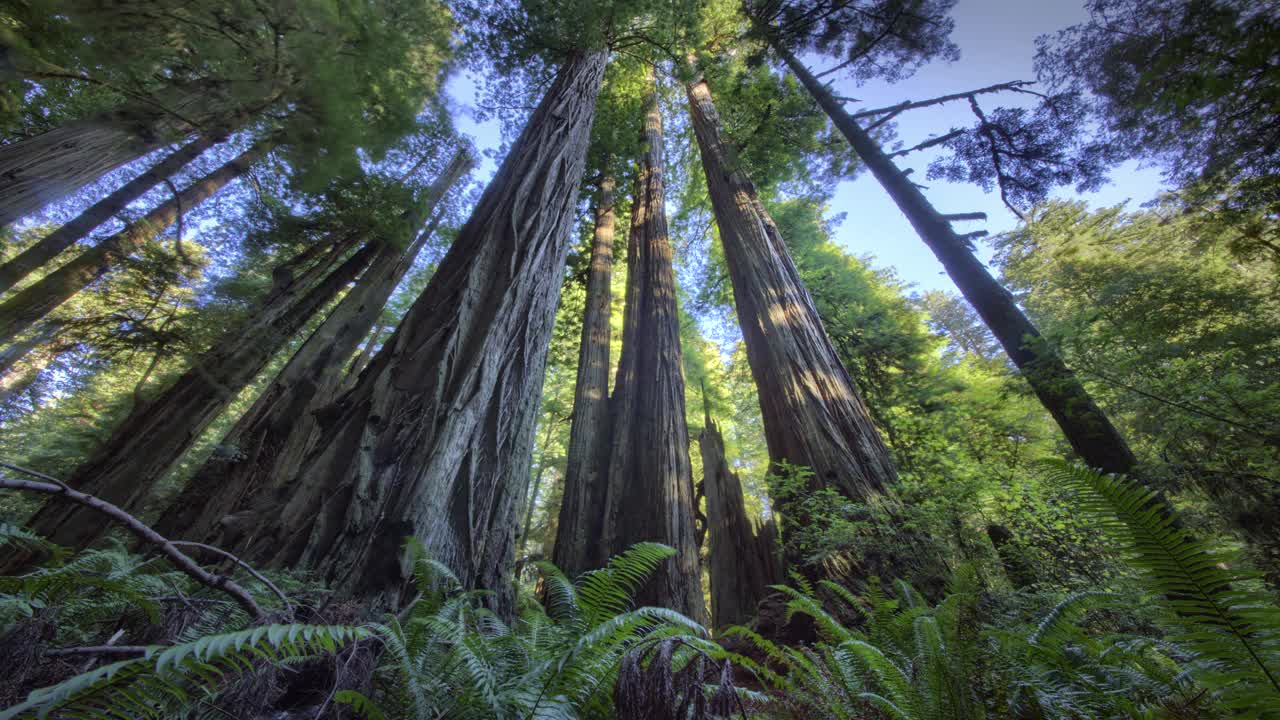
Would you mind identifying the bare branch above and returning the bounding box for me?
[170,540,291,614]
[852,81,1036,120]
[941,212,988,222]
[0,467,266,621]
[888,129,964,158]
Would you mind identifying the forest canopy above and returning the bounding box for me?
[0,0,1278,718]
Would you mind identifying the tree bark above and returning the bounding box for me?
[0,134,219,294]
[0,81,275,227]
[701,416,782,628]
[552,176,616,579]
[153,148,472,547]
[0,138,275,344]
[769,38,1137,475]
[597,91,705,621]
[686,78,899,504]
[27,234,375,549]
[253,51,609,620]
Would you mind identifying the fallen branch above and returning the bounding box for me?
[0,466,266,622]
[171,540,292,615]
[46,646,151,659]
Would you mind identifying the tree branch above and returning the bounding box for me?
[888,129,964,158]
[0,466,266,621]
[852,80,1036,120]
[169,540,290,614]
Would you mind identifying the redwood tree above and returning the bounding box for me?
[596,91,705,620]
[0,137,276,343]
[701,415,781,628]
[765,36,1137,475]
[686,77,900,505]
[154,148,473,546]
[0,133,220,294]
[552,175,618,579]
[27,233,376,549]
[247,51,609,619]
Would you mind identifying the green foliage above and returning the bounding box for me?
[996,200,1280,578]
[1038,459,1280,715]
[0,624,368,720]
[731,573,984,720]
[354,540,705,719]
[4,0,456,184]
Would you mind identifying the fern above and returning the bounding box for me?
[352,541,699,720]
[1038,459,1280,715]
[1,624,367,719]
[0,524,60,562]
[334,689,387,720]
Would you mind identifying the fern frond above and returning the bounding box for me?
[1,624,367,720]
[334,689,387,720]
[1037,459,1280,715]
[1029,591,1114,648]
[533,560,579,626]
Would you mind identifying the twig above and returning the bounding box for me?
[46,645,150,658]
[0,471,266,622]
[170,540,292,615]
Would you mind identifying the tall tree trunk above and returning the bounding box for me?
[552,176,617,579]
[0,321,62,377]
[344,324,383,384]
[518,416,562,557]
[686,78,899,504]
[253,51,609,619]
[0,138,275,343]
[0,81,275,227]
[769,38,1137,475]
[0,134,219,294]
[597,91,705,621]
[153,149,472,546]
[701,415,781,628]
[27,235,375,549]
[0,338,71,408]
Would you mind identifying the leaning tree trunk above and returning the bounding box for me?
[597,91,705,621]
[0,81,276,227]
[0,321,62,378]
[552,176,617,579]
[701,415,782,628]
[154,148,472,547]
[0,138,275,343]
[27,236,375,549]
[769,38,1137,475]
[0,337,72,408]
[686,78,899,503]
[0,134,219,294]
[252,50,609,620]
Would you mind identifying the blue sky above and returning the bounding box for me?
[445,0,1171,295]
